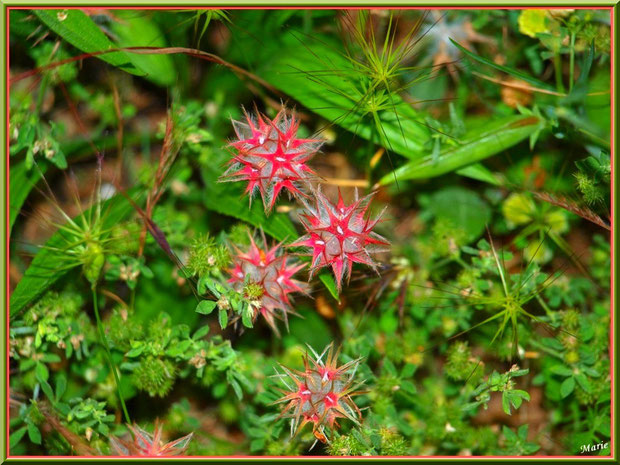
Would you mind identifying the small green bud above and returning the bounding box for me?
[575,171,604,205]
[83,242,105,285]
[564,350,580,365]
[502,193,535,226]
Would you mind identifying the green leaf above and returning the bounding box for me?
[319,273,340,302]
[401,363,416,378]
[241,306,254,328]
[582,367,601,377]
[35,10,146,77]
[55,374,67,401]
[549,364,573,377]
[9,160,42,234]
[450,39,555,91]
[196,300,217,315]
[41,353,61,363]
[429,187,491,242]
[9,426,28,449]
[462,400,484,412]
[502,424,517,441]
[456,163,501,186]
[125,345,144,357]
[110,10,176,86]
[560,376,575,398]
[509,368,530,378]
[575,373,592,393]
[381,115,544,184]
[10,190,137,318]
[400,380,417,395]
[506,390,530,414]
[218,307,228,329]
[192,325,210,340]
[502,391,511,415]
[27,423,42,445]
[39,379,55,402]
[35,363,49,383]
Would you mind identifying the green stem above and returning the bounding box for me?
[92,286,131,424]
[454,255,470,270]
[535,293,555,320]
[554,52,565,93]
[129,287,136,311]
[529,338,564,359]
[36,47,56,114]
[569,32,576,93]
[35,75,50,115]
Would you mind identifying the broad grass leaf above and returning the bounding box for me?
[381,114,544,183]
[35,10,146,77]
[9,160,42,234]
[110,10,176,86]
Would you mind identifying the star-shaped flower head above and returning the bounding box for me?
[273,343,364,443]
[290,187,388,290]
[109,421,192,457]
[220,106,323,214]
[227,232,309,334]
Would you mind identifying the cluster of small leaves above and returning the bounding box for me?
[11,373,115,454]
[10,291,93,388]
[195,277,255,331]
[463,365,531,416]
[9,41,76,170]
[328,427,408,456]
[123,312,251,400]
[498,425,540,455]
[532,305,610,451]
[9,401,47,451]
[187,231,259,331]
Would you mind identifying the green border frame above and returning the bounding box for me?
[1,1,617,462]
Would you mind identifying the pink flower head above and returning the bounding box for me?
[220,107,323,214]
[109,421,192,457]
[291,188,388,290]
[273,343,363,442]
[228,233,308,334]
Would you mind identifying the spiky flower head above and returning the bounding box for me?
[228,233,308,334]
[273,343,364,443]
[291,188,388,290]
[109,421,192,456]
[219,106,323,213]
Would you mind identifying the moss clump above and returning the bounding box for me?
[186,234,230,277]
[445,342,482,382]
